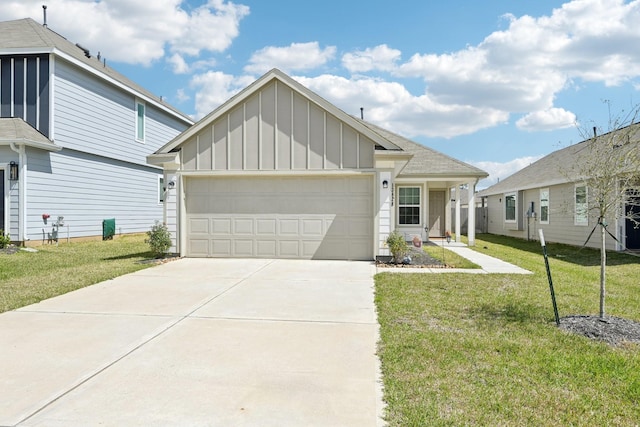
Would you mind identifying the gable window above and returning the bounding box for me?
[158,176,165,204]
[575,184,588,225]
[505,192,517,222]
[398,187,420,225]
[135,100,145,142]
[540,188,549,224]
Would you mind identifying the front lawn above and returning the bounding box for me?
[376,234,640,426]
[0,234,156,313]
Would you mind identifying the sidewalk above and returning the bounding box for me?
[378,240,532,274]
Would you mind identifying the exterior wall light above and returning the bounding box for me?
[382,180,388,189]
[9,161,18,181]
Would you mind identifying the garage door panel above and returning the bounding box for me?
[256,219,277,235]
[189,218,209,234]
[211,239,231,256]
[233,218,254,234]
[185,176,373,259]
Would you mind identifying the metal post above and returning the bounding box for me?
[539,229,560,326]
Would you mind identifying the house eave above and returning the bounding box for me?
[147,152,180,168]
[0,138,62,152]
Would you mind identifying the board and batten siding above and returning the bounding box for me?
[52,58,188,166]
[180,81,375,172]
[25,147,163,241]
[486,183,617,251]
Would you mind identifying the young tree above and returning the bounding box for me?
[567,108,640,318]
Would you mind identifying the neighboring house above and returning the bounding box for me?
[450,187,488,234]
[0,18,193,244]
[478,125,640,251]
[148,69,488,260]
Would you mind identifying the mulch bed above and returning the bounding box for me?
[376,247,452,269]
[0,245,19,255]
[559,315,640,347]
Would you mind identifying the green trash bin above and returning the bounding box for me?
[103,218,116,240]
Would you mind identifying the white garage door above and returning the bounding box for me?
[185,175,374,260]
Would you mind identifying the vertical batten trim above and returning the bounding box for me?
[274,80,278,170]
[306,100,310,169]
[356,133,360,169]
[242,103,247,170]
[339,122,343,169]
[226,113,230,170]
[195,134,200,170]
[323,111,327,169]
[258,91,262,170]
[290,90,294,169]
[210,124,215,170]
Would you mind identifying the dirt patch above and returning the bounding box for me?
[559,315,640,347]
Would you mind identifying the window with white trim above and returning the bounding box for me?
[505,192,517,222]
[135,100,145,142]
[575,184,588,225]
[540,188,549,224]
[398,187,420,225]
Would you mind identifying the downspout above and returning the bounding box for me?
[9,142,27,243]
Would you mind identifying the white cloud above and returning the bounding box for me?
[168,53,189,74]
[516,108,577,131]
[0,0,249,66]
[472,156,543,189]
[342,44,401,73]
[190,70,242,118]
[244,42,336,75]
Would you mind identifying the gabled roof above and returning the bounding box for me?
[0,18,192,124]
[357,119,488,178]
[479,122,640,196]
[0,118,61,151]
[153,68,403,155]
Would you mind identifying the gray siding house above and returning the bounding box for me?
[0,18,193,244]
[478,125,640,251]
[148,69,487,260]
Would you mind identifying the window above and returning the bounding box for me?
[135,100,145,142]
[575,184,588,225]
[540,188,549,224]
[158,176,165,203]
[398,187,420,225]
[505,192,516,222]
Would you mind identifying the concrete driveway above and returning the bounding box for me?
[0,259,383,426]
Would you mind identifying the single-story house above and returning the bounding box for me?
[478,124,640,251]
[148,69,488,260]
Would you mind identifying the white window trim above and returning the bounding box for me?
[574,183,588,226]
[504,192,517,223]
[397,186,421,226]
[135,99,145,143]
[540,188,549,224]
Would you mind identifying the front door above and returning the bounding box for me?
[428,191,445,237]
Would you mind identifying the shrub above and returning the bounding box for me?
[0,230,10,249]
[146,221,172,257]
[386,230,409,264]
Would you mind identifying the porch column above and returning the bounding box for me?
[467,180,477,246]
[455,185,461,243]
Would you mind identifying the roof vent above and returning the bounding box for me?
[75,43,91,58]
[42,5,47,27]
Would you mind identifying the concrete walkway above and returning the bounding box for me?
[0,259,383,426]
[378,241,532,274]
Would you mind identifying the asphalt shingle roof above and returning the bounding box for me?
[0,118,56,146]
[357,119,488,178]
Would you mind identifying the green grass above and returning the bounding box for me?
[0,234,157,313]
[423,244,481,269]
[376,233,640,426]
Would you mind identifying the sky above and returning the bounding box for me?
[3,0,640,188]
